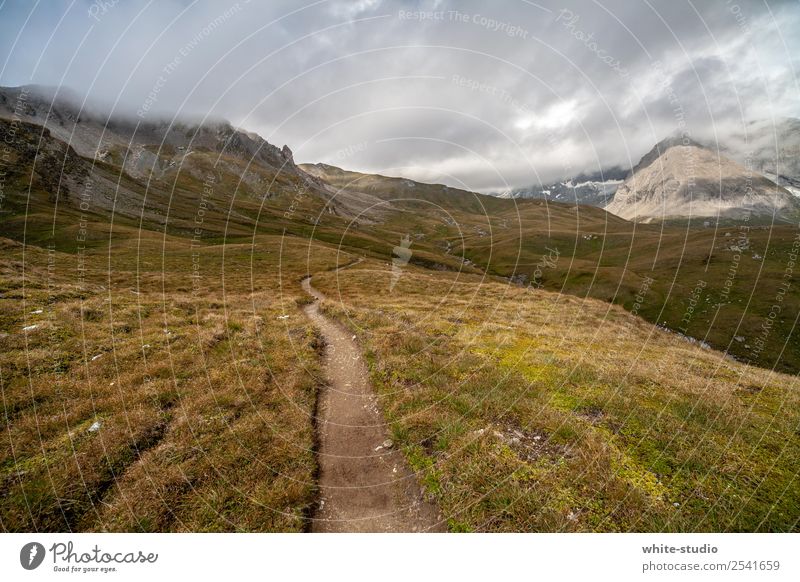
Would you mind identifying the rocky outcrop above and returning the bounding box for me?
[605,140,799,223]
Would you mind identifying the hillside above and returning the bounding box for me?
[301,162,514,215]
[314,261,799,532]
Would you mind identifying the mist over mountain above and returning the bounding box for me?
[714,117,800,196]
[0,85,295,176]
[492,167,628,206]
[1,1,798,191]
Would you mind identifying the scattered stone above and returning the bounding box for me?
[88,421,102,433]
[382,439,393,449]
[30,309,43,314]
[22,324,38,331]
[492,425,568,462]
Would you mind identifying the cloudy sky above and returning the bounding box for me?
[1,0,798,191]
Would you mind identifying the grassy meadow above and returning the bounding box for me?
[313,261,800,532]
[0,229,343,531]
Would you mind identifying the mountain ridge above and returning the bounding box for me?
[491,122,800,214]
[605,138,799,223]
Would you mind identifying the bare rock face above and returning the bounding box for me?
[605,141,799,223]
[281,144,294,166]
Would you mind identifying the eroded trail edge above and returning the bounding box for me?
[301,276,444,532]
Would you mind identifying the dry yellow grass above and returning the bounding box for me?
[1,233,343,531]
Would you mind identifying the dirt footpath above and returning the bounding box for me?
[302,276,445,532]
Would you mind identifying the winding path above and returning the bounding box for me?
[302,275,444,532]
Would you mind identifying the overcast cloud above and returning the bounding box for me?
[1,0,798,191]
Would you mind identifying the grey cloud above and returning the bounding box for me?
[0,0,797,191]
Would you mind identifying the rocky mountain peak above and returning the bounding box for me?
[281,145,294,165]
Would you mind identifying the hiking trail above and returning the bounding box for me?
[301,273,444,532]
